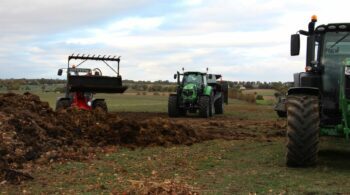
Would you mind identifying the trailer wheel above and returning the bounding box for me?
[214,96,224,114]
[286,95,319,167]
[209,95,214,117]
[93,100,108,112]
[199,96,210,118]
[168,95,180,117]
[56,99,71,111]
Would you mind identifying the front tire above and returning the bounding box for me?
[214,96,224,114]
[286,95,319,167]
[168,95,180,117]
[92,100,108,112]
[56,99,71,111]
[199,96,210,118]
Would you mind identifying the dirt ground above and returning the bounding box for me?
[0,93,285,192]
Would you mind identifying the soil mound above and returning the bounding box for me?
[0,92,285,184]
[0,93,200,183]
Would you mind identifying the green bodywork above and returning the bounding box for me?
[318,32,350,138]
[203,86,213,96]
[321,63,350,139]
[182,83,198,101]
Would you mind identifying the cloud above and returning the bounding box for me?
[1,0,350,81]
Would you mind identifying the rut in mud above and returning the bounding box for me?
[0,93,285,184]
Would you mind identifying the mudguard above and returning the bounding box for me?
[203,86,213,96]
[287,87,320,96]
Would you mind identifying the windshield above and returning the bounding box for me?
[322,32,350,103]
[182,74,203,85]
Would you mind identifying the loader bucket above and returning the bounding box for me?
[67,75,128,93]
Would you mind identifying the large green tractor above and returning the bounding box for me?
[286,15,350,166]
[168,71,228,118]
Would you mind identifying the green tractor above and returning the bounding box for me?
[286,15,350,166]
[168,71,228,118]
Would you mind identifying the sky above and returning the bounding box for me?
[1,0,350,81]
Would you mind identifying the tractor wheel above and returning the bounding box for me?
[93,100,108,112]
[286,95,319,167]
[214,96,224,114]
[179,109,187,116]
[277,111,287,118]
[199,96,210,118]
[209,95,214,117]
[56,99,71,111]
[168,95,180,117]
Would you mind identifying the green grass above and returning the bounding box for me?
[242,89,277,96]
[4,138,350,194]
[34,92,169,113]
[256,99,275,106]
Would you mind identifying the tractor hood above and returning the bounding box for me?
[182,83,198,100]
[183,83,197,90]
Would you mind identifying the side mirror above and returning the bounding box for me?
[174,74,177,79]
[208,74,212,79]
[57,69,63,76]
[291,34,300,56]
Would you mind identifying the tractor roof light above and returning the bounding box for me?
[339,25,347,30]
[317,26,326,31]
[328,25,337,30]
[311,15,318,22]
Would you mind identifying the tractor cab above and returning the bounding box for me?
[290,16,350,126]
[56,54,128,111]
[182,72,205,86]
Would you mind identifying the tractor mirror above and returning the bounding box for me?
[291,34,300,56]
[174,74,177,79]
[57,69,63,76]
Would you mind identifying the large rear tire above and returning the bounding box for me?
[92,100,108,112]
[214,96,224,114]
[168,95,180,117]
[56,99,71,111]
[199,96,210,118]
[286,95,319,167]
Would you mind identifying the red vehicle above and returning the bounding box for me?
[56,54,128,111]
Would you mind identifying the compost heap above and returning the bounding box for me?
[0,93,199,184]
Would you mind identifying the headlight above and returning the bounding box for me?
[305,66,313,72]
[345,67,350,75]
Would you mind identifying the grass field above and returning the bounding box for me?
[3,90,350,193]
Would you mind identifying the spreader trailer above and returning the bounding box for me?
[56,54,128,111]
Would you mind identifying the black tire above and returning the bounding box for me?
[214,96,224,114]
[168,95,180,117]
[286,95,319,167]
[209,94,214,117]
[93,100,108,112]
[56,99,71,111]
[179,109,187,116]
[199,96,210,118]
[277,111,287,118]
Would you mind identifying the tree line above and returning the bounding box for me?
[0,79,293,93]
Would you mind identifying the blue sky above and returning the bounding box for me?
[1,0,350,81]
